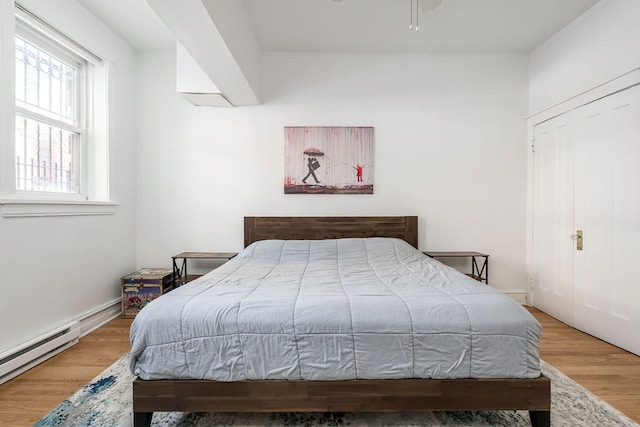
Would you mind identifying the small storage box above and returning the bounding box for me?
[121,268,174,318]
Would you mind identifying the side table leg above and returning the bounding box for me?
[172,258,178,287]
[471,255,489,285]
[172,257,187,287]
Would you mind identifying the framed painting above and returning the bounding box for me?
[284,126,374,194]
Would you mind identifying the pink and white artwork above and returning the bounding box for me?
[284,126,374,194]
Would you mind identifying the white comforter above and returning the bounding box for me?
[129,238,541,381]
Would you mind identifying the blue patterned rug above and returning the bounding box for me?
[35,356,638,427]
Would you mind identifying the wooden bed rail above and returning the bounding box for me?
[133,376,550,427]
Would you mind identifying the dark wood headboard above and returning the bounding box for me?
[244,216,418,248]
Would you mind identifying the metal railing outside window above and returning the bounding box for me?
[14,29,84,195]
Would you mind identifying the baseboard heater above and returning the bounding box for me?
[0,321,81,385]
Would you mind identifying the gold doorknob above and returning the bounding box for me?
[575,230,583,251]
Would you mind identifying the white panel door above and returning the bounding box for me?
[531,114,575,325]
[573,85,640,355]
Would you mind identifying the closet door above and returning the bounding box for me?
[531,114,575,325]
[573,85,640,355]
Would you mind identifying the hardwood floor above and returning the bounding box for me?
[0,318,133,427]
[0,308,638,426]
[529,307,640,423]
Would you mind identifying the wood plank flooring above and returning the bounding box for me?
[0,318,133,427]
[0,307,638,426]
[529,307,640,423]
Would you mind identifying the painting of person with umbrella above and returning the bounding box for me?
[302,147,323,184]
[284,126,373,194]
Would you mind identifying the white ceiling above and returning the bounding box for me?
[77,0,175,52]
[244,0,601,53]
[79,0,601,54]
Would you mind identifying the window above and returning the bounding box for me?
[0,4,116,217]
[14,23,86,197]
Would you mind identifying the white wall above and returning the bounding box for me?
[529,0,640,114]
[0,1,137,354]
[137,51,529,296]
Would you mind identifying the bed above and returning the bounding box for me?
[130,216,550,427]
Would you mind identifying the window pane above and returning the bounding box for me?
[15,36,77,126]
[15,116,79,193]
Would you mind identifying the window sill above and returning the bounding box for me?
[0,199,119,218]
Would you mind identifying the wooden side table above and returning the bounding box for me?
[422,251,489,284]
[172,252,238,286]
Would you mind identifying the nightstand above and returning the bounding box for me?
[172,252,238,286]
[422,251,489,284]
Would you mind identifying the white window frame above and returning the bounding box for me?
[14,19,87,200]
[0,2,117,217]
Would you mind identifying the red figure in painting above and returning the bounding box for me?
[353,164,364,182]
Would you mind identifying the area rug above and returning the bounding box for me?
[35,355,639,427]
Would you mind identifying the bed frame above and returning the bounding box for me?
[133,216,550,427]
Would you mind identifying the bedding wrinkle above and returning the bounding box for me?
[384,242,512,378]
[232,241,282,380]
[366,238,417,378]
[179,285,210,379]
[336,239,359,379]
[448,293,472,377]
[289,240,310,380]
[418,276,474,377]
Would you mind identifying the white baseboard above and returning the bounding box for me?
[78,298,122,337]
[0,298,121,385]
[497,289,528,305]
